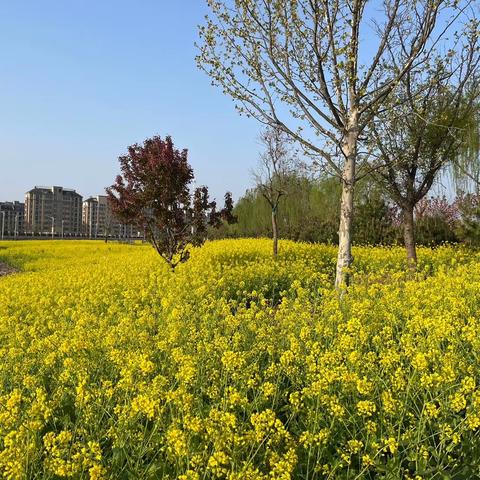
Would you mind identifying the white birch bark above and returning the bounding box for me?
[335,117,358,289]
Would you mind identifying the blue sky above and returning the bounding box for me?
[0,0,260,203]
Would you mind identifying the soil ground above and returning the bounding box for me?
[0,263,17,277]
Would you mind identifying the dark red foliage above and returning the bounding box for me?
[106,135,236,269]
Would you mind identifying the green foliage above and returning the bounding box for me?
[415,216,458,246]
[211,176,339,243]
[456,195,480,246]
[216,175,395,246]
[352,183,396,245]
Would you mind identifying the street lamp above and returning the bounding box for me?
[50,216,55,239]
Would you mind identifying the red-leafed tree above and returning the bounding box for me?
[106,135,236,269]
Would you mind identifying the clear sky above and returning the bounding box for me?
[0,0,260,203]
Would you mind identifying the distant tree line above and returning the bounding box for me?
[210,174,480,248]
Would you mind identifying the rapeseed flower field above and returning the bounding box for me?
[0,239,479,479]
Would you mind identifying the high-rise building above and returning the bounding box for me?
[0,201,25,237]
[82,195,112,238]
[25,186,83,236]
[82,195,141,238]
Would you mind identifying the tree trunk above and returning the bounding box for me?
[402,204,417,266]
[335,129,357,290]
[272,206,278,257]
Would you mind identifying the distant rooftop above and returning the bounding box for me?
[83,194,107,202]
[0,200,24,205]
[26,186,78,194]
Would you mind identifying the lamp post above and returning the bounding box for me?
[50,216,55,239]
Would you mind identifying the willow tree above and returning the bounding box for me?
[197,0,475,288]
[451,104,480,195]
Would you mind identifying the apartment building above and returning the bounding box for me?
[82,195,141,238]
[0,201,25,237]
[83,195,111,238]
[25,186,83,236]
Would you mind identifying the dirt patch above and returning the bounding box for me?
[0,263,18,277]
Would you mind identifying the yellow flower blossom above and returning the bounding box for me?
[0,239,478,477]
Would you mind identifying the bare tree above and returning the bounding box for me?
[197,0,477,288]
[253,127,298,256]
[370,37,480,266]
